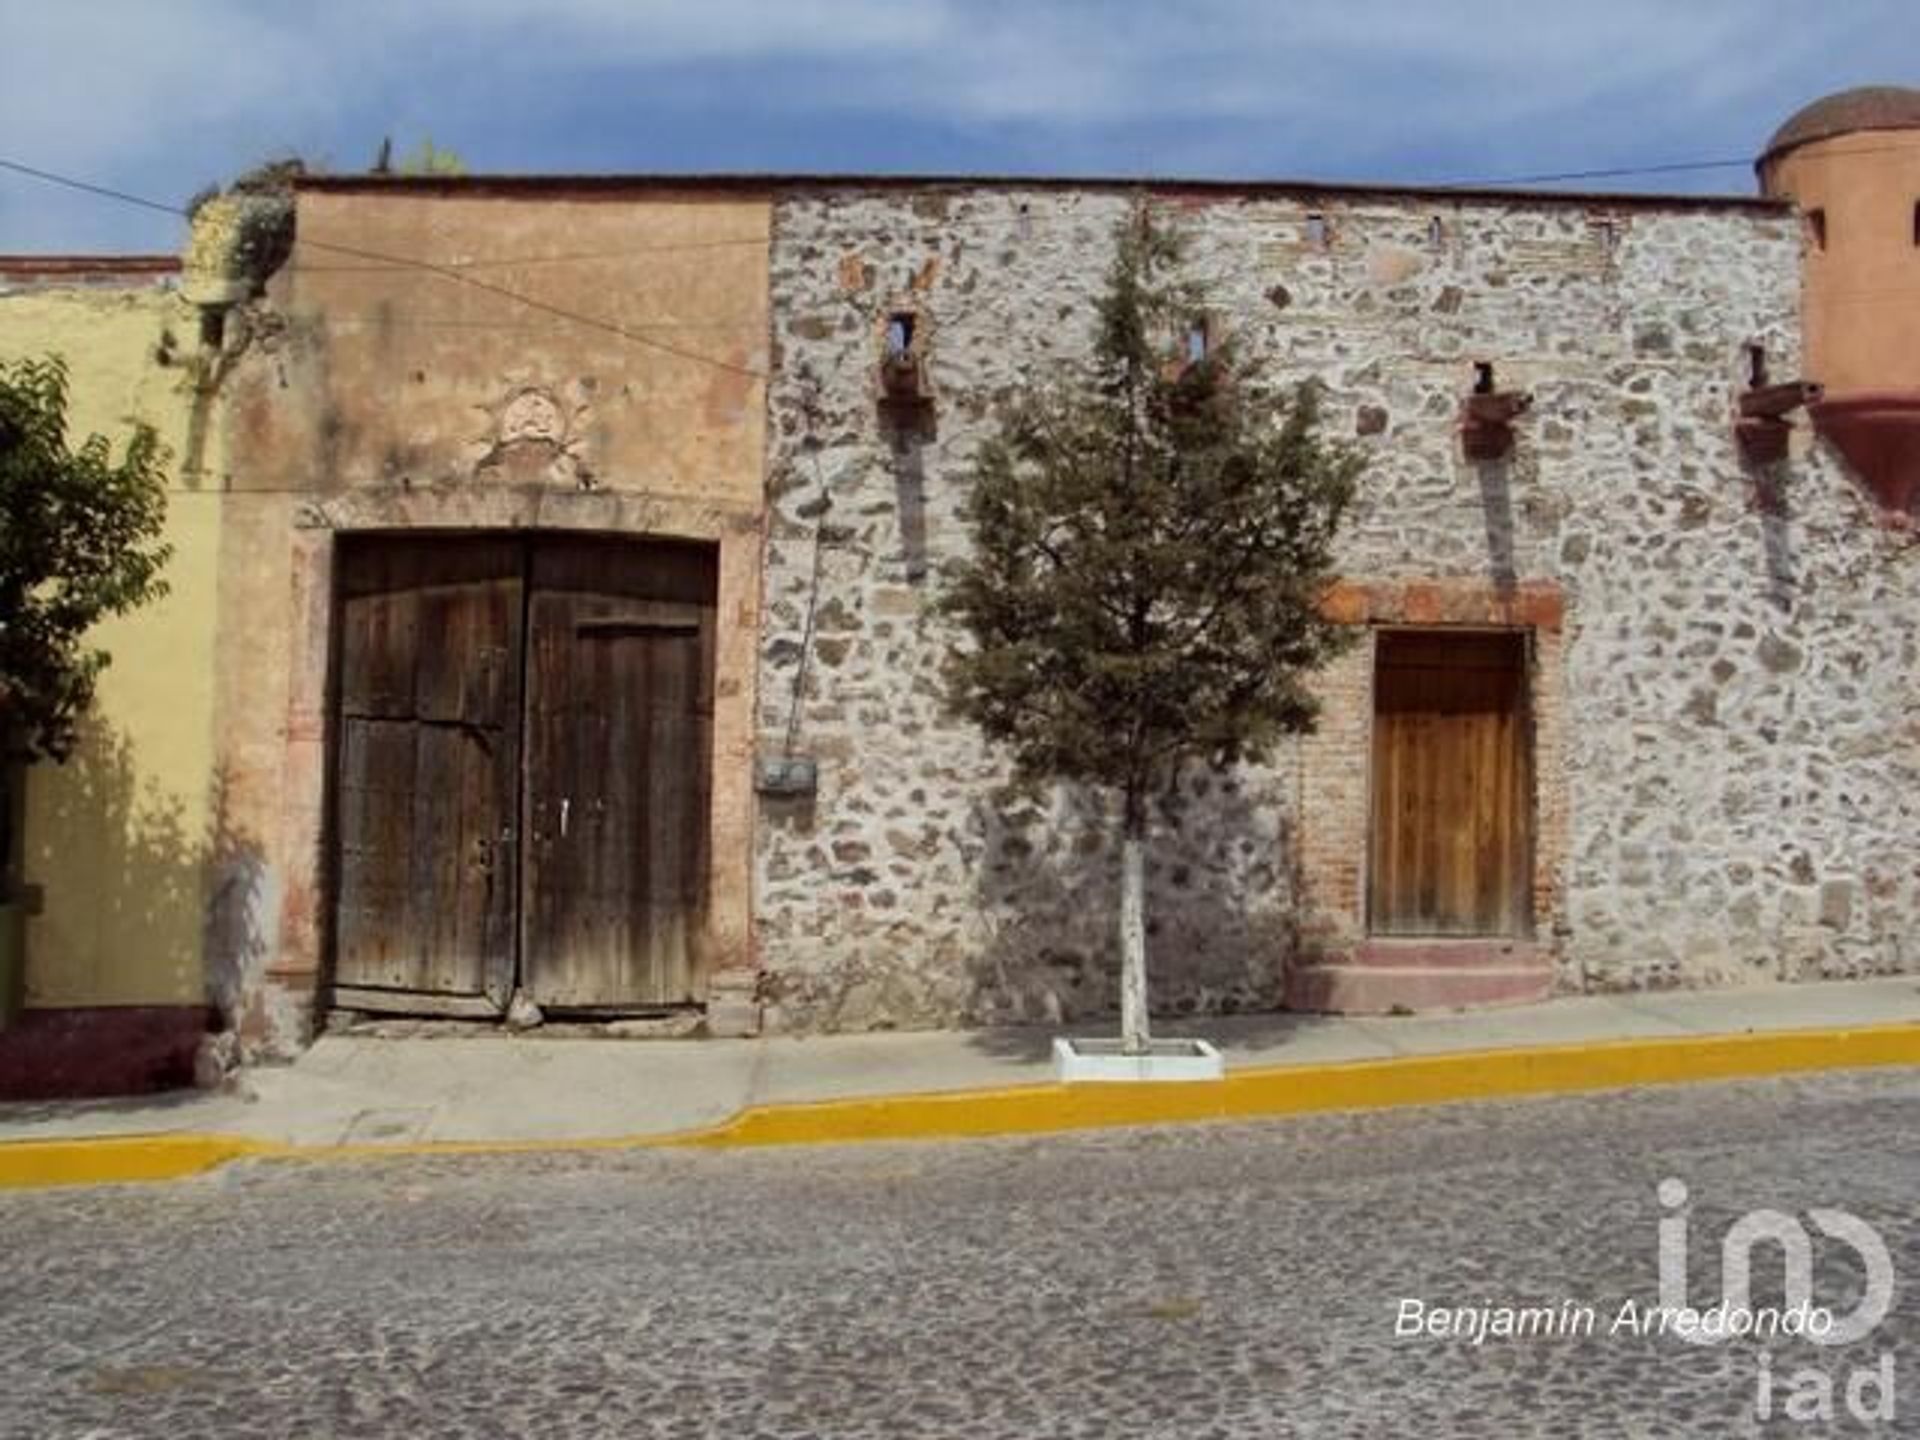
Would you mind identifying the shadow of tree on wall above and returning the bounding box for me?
[26,717,266,1030]
[201,766,272,1030]
[962,769,1302,1033]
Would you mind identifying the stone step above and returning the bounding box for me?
[1287,949,1554,1015]
[1336,939,1543,971]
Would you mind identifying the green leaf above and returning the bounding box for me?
[0,354,173,763]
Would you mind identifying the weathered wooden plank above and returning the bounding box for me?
[1369,630,1532,937]
[331,537,523,1011]
[327,987,504,1021]
[521,537,717,1011]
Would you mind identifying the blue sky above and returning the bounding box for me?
[0,0,1912,252]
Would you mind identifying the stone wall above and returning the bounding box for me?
[757,181,1920,1032]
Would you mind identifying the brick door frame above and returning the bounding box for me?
[1297,579,1570,970]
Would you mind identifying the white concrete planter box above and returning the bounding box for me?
[1052,1036,1224,1083]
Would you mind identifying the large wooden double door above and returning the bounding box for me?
[330,534,715,1017]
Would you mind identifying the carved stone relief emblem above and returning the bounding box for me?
[469,380,596,488]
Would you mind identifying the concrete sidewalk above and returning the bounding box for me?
[3,975,1918,1155]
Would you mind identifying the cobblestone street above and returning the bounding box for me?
[3,1070,1915,1438]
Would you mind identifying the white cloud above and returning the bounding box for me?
[0,0,1903,247]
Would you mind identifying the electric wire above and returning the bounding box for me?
[1436,158,1753,187]
[17,139,1920,282]
[0,157,766,379]
[286,235,772,271]
[8,139,1918,368]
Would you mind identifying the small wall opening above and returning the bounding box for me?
[1185,317,1209,365]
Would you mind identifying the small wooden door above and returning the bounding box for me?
[1369,630,1532,937]
[333,538,523,1011]
[522,538,715,1010]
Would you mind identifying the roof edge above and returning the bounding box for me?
[0,254,181,274]
[1760,86,1920,169]
[292,171,1787,214]
[1758,118,1920,169]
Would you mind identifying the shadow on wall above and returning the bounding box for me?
[201,766,273,1033]
[963,771,1302,1029]
[885,424,933,583]
[22,718,268,1035]
[1,719,275,1096]
[1750,459,1797,611]
[1472,455,1519,592]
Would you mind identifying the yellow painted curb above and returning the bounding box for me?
[1,1022,1916,1188]
[682,1020,1920,1148]
[0,1134,268,1189]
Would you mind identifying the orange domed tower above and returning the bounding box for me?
[1759,85,1920,516]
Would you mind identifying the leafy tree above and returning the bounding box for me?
[0,356,171,839]
[940,207,1360,1053]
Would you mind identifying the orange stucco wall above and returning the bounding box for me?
[1762,128,1920,393]
[237,188,768,501]
[212,185,771,1047]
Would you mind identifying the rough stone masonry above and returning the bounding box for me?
[756,181,1919,1033]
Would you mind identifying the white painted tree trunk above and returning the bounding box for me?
[1119,832,1150,1055]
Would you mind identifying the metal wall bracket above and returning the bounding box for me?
[756,754,819,797]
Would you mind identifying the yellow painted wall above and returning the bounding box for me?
[0,281,220,1007]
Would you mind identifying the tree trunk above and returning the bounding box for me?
[1118,795,1150,1055]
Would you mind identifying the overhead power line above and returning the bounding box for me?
[313,311,763,332]
[0,157,185,218]
[288,235,771,271]
[1421,137,1917,189]
[288,231,767,377]
[0,156,766,379]
[10,139,1919,330]
[1434,157,1754,189]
